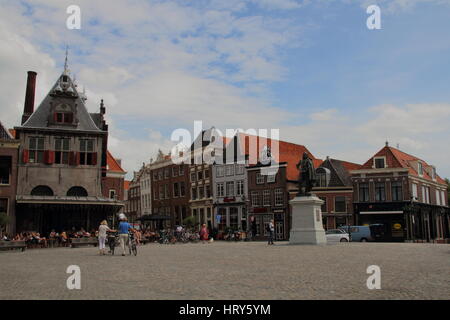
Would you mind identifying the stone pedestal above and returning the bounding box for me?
[289,195,327,245]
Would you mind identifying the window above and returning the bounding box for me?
[55,138,70,164]
[319,197,327,212]
[226,181,234,196]
[80,139,95,165]
[179,165,184,176]
[172,167,178,177]
[436,190,441,206]
[274,189,284,206]
[418,162,423,176]
[197,171,203,181]
[256,173,265,184]
[216,166,224,177]
[0,157,11,185]
[441,191,446,206]
[204,169,209,179]
[173,182,179,197]
[412,183,418,200]
[109,189,116,199]
[158,170,163,180]
[375,182,386,202]
[159,185,164,199]
[334,196,346,212]
[67,186,87,197]
[431,167,436,180]
[317,172,327,187]
[164,169,170,179]
[217,183,225,197]
[29,137,44,163]
[180,182,186,197]
[191,188,197,200]
[230,207,239,230]
[154,188,158,200]
[225,164,234,176]
[236,164,244,175]
[198,186,205,199]
[206,184,211,198]
[0,199,8,214]
[236,180,244,196]
[267,173,276,183]
[391,181,403,201]
[190,172,196,182]
[359,183,369,202]
[164,184,169,199]
[153,171,158,181]
[263,190,271,206]
[374,157,385,169]
[55,112,73,124]
[251,191,261,206]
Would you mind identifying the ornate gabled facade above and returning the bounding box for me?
[351,143,449,242]
[13,67,123,235]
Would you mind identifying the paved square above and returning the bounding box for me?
[0,242,449,300]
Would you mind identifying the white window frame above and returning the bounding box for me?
[217,182,225,197]
[236,180,244,196]
[373,156,387,169]
[226,181,234,197]
[216,165,224,177]
[256,173,265,184]
[267,173,276,183]
[263,190,271,206]
[251,191,260,207]
[225,164,234,176]
[274,189,283,206]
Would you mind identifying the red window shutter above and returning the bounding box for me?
[69,152,75,166]
[92,152,97,166]
[49,151,55,164]
[53,112,58,122]
[76,152,80,165]
[44,150,49,164]
[22,149,29,164]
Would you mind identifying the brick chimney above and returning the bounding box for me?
[21,71,37,125]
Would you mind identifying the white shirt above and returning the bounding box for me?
[98,225,111,238]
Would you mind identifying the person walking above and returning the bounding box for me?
[98,220,115,255]
[267,219,275,245]
[199,224,209,244]
[118,216,133,256]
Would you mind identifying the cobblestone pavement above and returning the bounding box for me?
[0,241,449,300]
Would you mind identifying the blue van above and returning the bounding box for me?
[338,226,374,242]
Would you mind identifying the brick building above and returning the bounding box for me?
[102,151,126,201]
[0,122,19,235]
[351,143,449,242]
[243,133,320,240]
[126,170,142,222]
[150,151,190,229]
[314,157,361,230]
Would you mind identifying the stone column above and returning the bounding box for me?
[289,195,327,245]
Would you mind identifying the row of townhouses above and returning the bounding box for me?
[1,64,449,243]
[124,127,450,243]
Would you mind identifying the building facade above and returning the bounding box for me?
[13,68,123,235]
[351,143,449,242]
[313,157,361,230]
[0,122,19,235]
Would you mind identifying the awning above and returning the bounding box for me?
[16,195,124,206]
[360,211,403,215]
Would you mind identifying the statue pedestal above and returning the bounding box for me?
[289,195,327,245]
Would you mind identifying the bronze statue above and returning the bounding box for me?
[296,152,317,196]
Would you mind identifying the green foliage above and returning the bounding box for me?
[182,215,195,227]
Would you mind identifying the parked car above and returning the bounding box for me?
[325,229,349,243]
[338,225,374,242]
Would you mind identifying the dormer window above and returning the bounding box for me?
[374,157,386,169]
[418,162,423,176]
[55,112,73,124]
[431,166,436,180]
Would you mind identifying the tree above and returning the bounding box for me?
[182,216,195,228]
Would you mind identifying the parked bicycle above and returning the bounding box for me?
[107,231,118,255]
[128,231,138,256]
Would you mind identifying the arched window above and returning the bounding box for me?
[67,186,88,197]
[31,185,54,196]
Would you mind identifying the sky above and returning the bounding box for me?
[1,0,449,179]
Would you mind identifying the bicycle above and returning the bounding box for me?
[128,231,138,256]
[107,231,118,255]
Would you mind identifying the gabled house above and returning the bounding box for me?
[351,142,449,242]
[314,157,361,230]
[13,67,123,235]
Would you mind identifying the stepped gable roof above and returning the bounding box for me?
[20,72,102,132]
